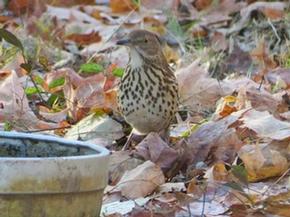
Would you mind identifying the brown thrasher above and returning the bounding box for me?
[117,30,179,146]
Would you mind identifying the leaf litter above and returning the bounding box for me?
[0,0,290,216]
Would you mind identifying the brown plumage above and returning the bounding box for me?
[117,30,179,136]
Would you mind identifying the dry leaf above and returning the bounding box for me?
[47,5,100,24]
[109,0,138,13]
[48,0,95,6]
[0,15,13,23]
[141,0,176,11]
[239,143,288,182]
[212,162,230,182]
[236,86,280,113]
[280,111,290,121]
[199,0,246,27]
[250,40,277,72]
[241,109,290,140]
[8,0,46,16]
[263,191,290,216]
[39,107,69,123]
[114,161,165,199]
[0,70,57,130]
[109,151,144,185]
[227,204,264,217]
[46,68,117,121]
[176,200,228,217]
[229,2,287,33]
[178,111,244,168]
[134,132,179,172]
[157,182,186,193]
[210,31,228,51]
[176,59,228,111]
[267,68,290,88]
[186,178,203,196]
[194,0,213,11]
[66,31,102,46]
[101,199,144,216]
[221,44,253,75]
[214,95,237,118]
[65,114,124,145]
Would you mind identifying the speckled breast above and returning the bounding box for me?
[117,65,178,134]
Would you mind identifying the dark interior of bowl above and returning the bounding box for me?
[0,137,98,157]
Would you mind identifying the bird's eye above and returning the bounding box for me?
[144,39,148,43]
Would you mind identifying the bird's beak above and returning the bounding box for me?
[116,38,131,45]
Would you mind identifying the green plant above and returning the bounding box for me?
[0,28,43,101]
[131,0,141,7]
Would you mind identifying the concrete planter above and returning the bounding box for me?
[0,131,109,217]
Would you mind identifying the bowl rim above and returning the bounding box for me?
[0,131,110,160]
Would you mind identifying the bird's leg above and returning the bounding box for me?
[258,75,265,90]
[158,128,170,144]
[122,129,145,150]
[122,131,134,150]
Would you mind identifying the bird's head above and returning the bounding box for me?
[117,30,164,61]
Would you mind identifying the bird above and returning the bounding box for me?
[116,30,179,148]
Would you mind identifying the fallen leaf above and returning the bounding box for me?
[46,5,100,24]
[46,68,117,121]
[134,132,179,172]
[128,208,154,217]
[141,0,176,11]
[199,0,246,27]
[267,68,290,88]
[280,111,290,121]
[214,95,238,119]
[239,143,288,182]
[66,31,102,46]
[263,190,290,217]
[48,0,95,6]
[221,44,253,75]
[228,2,287,34]
[65,114,124,145]
[260,4,286,20]
[227,204,264,217]
[0,70,57,130]
[109,151,144,185]
[0,16,13,23]
[101,199,143,216]
[186,178,204,197]
[38,107,68,123]
[8,0,46,16]
[250,40,277,75]
[236,86,281,113]
[178,110,245,168]
[176,59,229,111]
[109,0,138,13]
[157,182,186,193]
[154,192,175,203]
[194,0,213,11]
[210,31,228,51]
[176,200,228,217]
[113,161,165,199]
[241,109,290,140]
[212,162,230,182]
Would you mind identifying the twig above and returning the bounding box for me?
[86,9,137,65]
[267,18,281,44]
[24,126,71,133]
[186,203,191,217]
[27,72,46,104]
[201,185,207,217]
[262,168,290,197]
[257,75,265,90]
